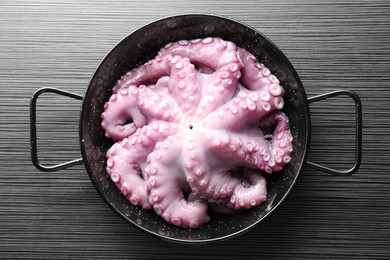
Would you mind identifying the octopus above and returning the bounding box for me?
[100,37,293,228]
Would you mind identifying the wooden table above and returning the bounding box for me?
[1,0,389,258]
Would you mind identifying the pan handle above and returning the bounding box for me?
[306,90,362,176]
[30,87,84,172]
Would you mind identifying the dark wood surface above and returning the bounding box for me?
[1,0,389,259]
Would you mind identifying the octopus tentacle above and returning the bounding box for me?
[159,37,241,72]
[106,142,151,209]
[137,85,185,123]
[184,121,288,205]
[229,168,267,209]
[209,168,267,214]
[146,133,210,228]
[201,111,292,174]
[113,55,172,94]
[183,133,267,212]
[113,38,240,94]
[106,139,151,209]
[200,83,285,131]
[101,85,148,141]
[183,129,241,195]
[237,47,280,90]
[216,111,293,173]
[193,62,243,120]
[183,130,267,210]
[199,47,284,131]
[106,123,180,209]
[166,55,201,118]
[255,111,293,172]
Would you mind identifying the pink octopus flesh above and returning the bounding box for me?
[100,37,293,228]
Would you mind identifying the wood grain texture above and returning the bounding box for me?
[0,0,389,259]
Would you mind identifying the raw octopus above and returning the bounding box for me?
[101,37,293,228]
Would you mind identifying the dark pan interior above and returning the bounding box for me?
[79,14,310,243]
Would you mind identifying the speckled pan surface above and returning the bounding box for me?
[79,14,310,243]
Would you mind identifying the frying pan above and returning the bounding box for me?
[30,14,362,243]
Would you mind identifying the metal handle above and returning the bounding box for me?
[30,87,84,172]
[306,90,362,176]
